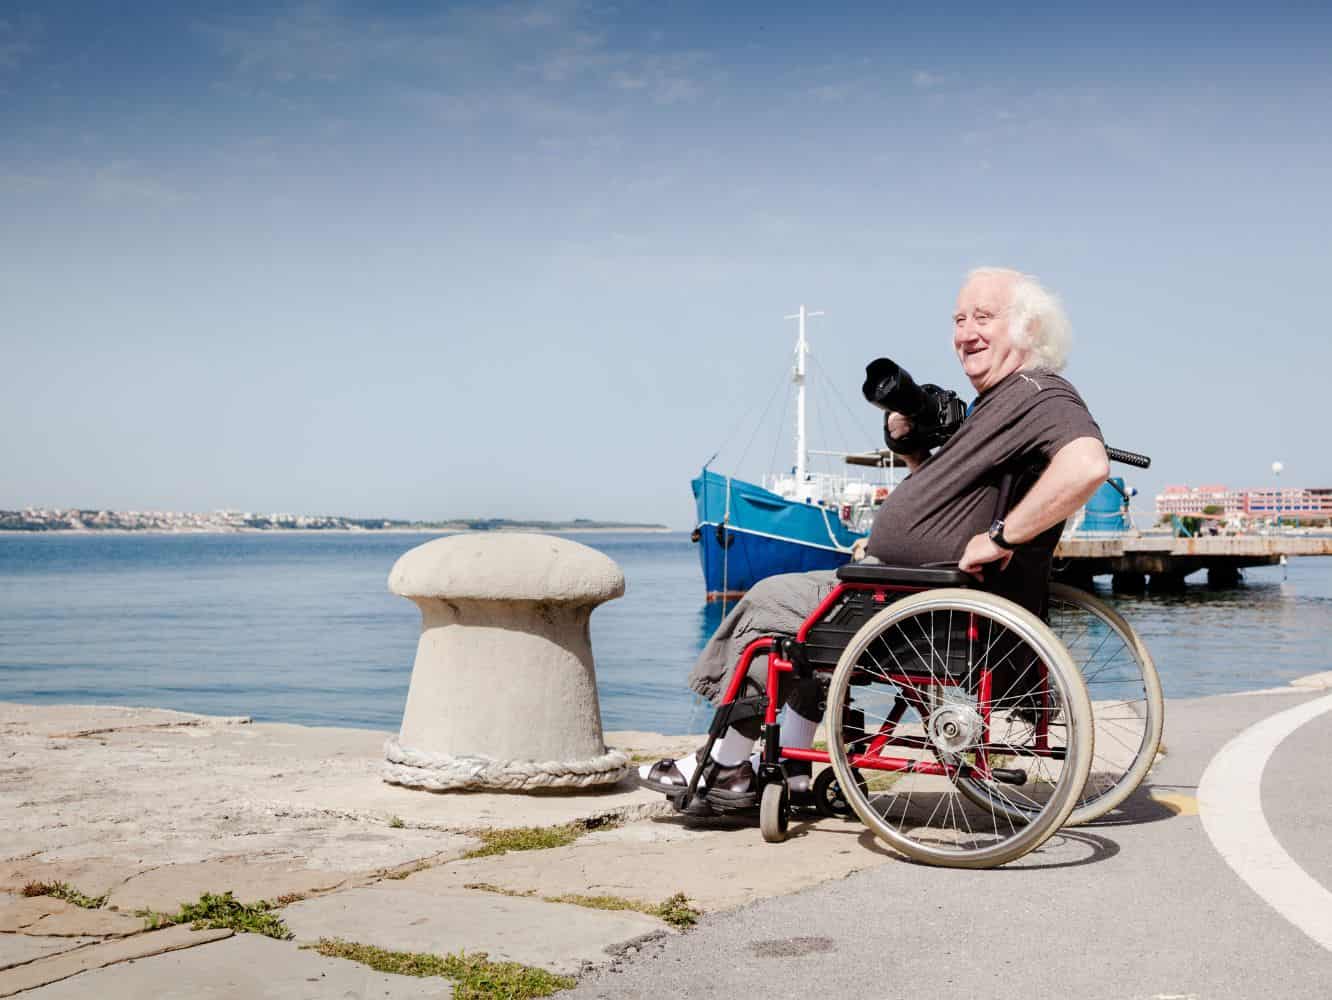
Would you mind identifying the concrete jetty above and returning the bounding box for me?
[4,682,1331,997]
[1055,533,1332,588]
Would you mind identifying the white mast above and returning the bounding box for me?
[784,305,823,495]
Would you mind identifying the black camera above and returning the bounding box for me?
[861,358,967,455]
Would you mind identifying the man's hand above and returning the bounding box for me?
[886,411,912,441]
[885,412,930,472]
[851,537,868,562]
[958,532,1013,577]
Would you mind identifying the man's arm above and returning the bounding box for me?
[958,436,1110,574]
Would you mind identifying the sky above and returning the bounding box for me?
[3,1,1330,528]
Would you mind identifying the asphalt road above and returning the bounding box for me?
[570,689,1332,1000]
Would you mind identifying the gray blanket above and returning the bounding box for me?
[687,570,841,704]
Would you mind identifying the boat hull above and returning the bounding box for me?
[691,470,863,599]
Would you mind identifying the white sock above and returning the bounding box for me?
[674,754,700,783]
[638,752,703,785]
[710,726,757,767]
[781,707,819,749]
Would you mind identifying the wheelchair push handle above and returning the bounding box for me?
[1105,445,1151,469]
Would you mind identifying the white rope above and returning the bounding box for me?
[819,505,855,553]
[382,738,630,792]
[721,476,732,614]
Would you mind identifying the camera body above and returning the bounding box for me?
[861,358,967,455]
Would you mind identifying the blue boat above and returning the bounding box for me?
[690,306,899,601]
[691,469,866,599]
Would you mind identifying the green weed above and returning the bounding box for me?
[308,938,574,999]
[20,882,107,909]
[136,891,291,940]
[467,883,701,929]
[462,817,618,860]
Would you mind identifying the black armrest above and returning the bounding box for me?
[835,563,974,588]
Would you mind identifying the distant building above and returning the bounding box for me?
[1156,485,1332,521]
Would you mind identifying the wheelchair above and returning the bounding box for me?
[673,562,1163,870]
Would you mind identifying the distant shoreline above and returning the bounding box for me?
[0,525,678,537]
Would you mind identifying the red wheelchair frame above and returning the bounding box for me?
[673,565,1061,816]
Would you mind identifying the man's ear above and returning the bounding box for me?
[1017,315,1040,349]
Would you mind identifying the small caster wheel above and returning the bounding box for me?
[759,782,789,843]
[812,767,864,818]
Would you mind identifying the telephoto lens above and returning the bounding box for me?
[862,358,927,416]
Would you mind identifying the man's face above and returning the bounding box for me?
[952,273,1031,393]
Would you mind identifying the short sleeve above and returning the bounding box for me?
[1020,387,1103,463]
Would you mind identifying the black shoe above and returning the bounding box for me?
[638,750,704,795]
[700,760,759,811]
[783,760,815,809]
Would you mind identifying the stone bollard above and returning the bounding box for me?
[382,533,630,792]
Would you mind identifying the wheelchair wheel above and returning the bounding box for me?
[759,782,789,843]
[825,589,1093,869]
[953,584,1163,826]
[1045,583,1163,824]
[812,766,864,818]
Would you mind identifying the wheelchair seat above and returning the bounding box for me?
[800,563,974,669]
[835,562,974,588]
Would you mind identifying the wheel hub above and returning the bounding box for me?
[928,703,983,755]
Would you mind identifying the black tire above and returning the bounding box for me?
[826,589,1093,869]
[1046,583,1164,824]
[812,766,863,818]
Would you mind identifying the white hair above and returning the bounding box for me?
[967,267,1072,372]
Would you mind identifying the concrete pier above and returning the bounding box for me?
[1055,533,1332,589]
[5,683,1332,996]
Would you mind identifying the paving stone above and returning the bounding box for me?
[0,703,247,740]
[0,935,97,972]
[0,895,144,937]
[407,816,897,912]
[0,925,232,997]
[282,885,666,976]
[21,933,446,999]
[1,702,655,877]
[107,859,351,913]
[0,858,144,899]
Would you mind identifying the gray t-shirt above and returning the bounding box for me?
[865,369,1102,613]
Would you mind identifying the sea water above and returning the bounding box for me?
[1,531,1328,735]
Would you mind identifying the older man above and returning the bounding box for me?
[641,268,1109,808]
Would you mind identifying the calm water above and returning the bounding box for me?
[1,532,1329,734]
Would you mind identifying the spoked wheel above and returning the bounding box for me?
[1044,583,1163,825]
[825,589,1093,869]
[759,782,790,843]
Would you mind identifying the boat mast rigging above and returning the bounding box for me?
[784,304,823,496]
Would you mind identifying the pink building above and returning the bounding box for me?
[1156,485,1332,520]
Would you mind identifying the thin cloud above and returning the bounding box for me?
[0,16,38,71]
[91,163,190,208]
[201,2,711,112]
[911,69,947,89]
[198,4,467,84]
[808,83,855,102]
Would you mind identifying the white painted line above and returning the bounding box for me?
[1198,691,1332,953]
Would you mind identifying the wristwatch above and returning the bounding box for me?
[988,519,1015,550]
